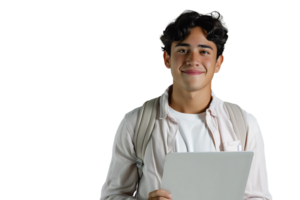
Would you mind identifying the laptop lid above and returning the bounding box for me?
[161,152,254,200]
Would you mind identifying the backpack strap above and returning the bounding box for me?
[223,102,248,151]
[134,96,160,197]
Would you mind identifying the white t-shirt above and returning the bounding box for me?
[168,105,215,152]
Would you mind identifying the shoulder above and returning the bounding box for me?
[124,105,143,137]
[222,101,260,135]
[242,108,266,149]
[234,103,260,130]
[112,106,143,148]
[222,101,258,125]
[122,96,161,143]
[239,108,266,150]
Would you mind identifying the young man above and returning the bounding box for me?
[100,10,272,200]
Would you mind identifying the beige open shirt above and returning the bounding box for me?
[100,84,272,200]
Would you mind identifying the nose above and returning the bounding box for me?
[186,50,200,67]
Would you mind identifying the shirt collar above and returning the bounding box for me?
[159,84,218,119]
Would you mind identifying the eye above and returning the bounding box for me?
[200,50,209,54]
[178,49,186,52]
[178,49,209,54]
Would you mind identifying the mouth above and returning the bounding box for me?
[181,71,204,75]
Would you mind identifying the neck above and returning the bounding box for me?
[168,82,212,114]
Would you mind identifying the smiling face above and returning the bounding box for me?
[163,26,223,92]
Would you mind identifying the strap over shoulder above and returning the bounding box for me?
[135,96,160,177]
[224,102,248,151]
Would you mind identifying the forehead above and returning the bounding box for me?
[171,26,216,51]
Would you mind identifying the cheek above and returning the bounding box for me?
[178,55,185,63]
[203,58,215,71]
[202,56,212,63]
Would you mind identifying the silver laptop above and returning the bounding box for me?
[161,152,254,200]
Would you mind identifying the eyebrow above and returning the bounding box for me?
[175,43,213,50]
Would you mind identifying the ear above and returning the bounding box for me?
[163,51,171,69]
[214,55,224,73]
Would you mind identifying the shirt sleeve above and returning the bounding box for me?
[243,110,272,200]
[100,114,139,200]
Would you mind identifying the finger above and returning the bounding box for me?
[158,190,171,199]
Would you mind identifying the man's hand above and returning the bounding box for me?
[148,189,172,200]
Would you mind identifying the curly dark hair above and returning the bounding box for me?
[160,10,228,60]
